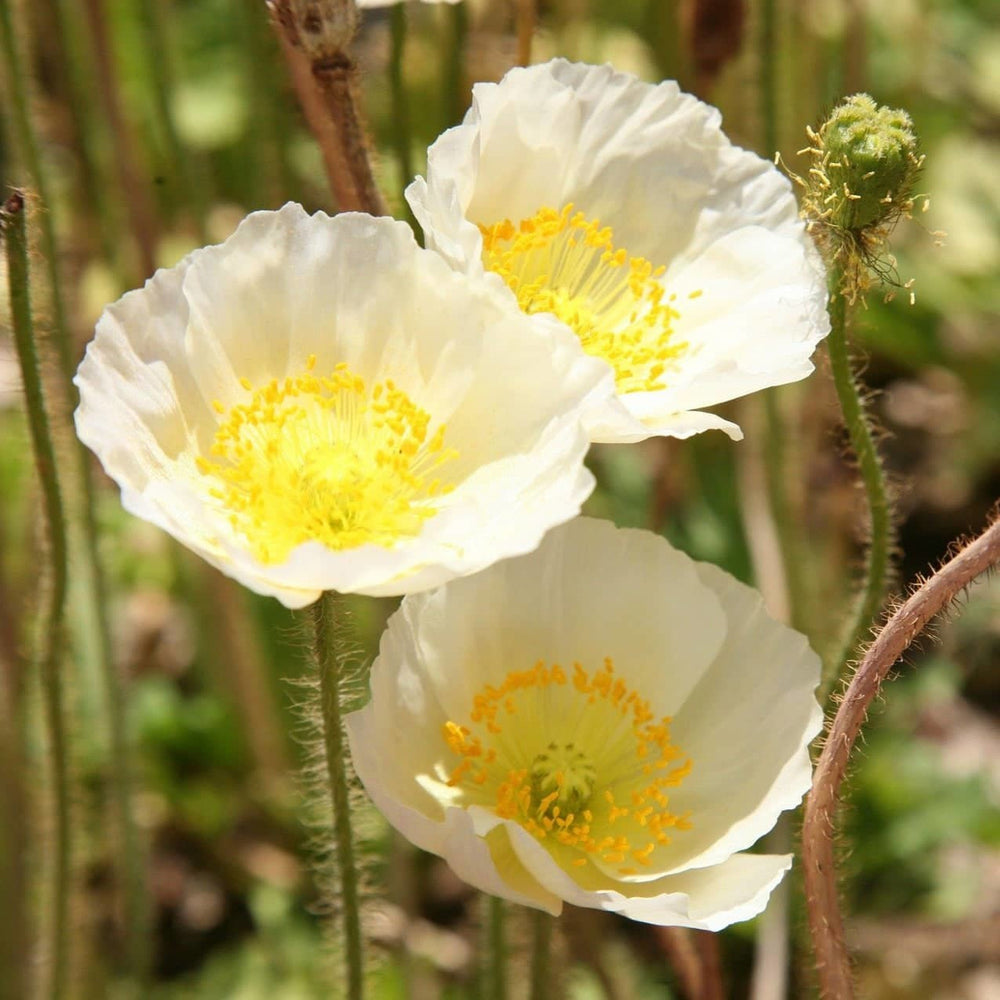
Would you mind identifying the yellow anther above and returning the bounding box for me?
[480,204,688,393]
[200,363,457,563]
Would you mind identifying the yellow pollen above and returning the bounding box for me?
[440,657,692,876]
[197,362,457,563]
[480,203,687,394]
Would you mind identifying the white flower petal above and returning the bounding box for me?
[408,59,829,443]
[504,821,791,928]
[660,561,823,872]
[76,206,613,605]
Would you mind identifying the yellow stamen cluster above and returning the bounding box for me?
[480,204,689,394]
[197,357,457,563]
[441,657,692,877]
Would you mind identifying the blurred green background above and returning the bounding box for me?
[1,0,998,997]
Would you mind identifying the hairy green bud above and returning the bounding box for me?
[788,93,926,301]
[821,95,919,231]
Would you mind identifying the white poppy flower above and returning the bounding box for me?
[346,517,822,928]
[407,59,830,443]
[75,204,612,608]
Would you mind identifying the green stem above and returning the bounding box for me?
[759,0,778,156]
[443,0,468,130]
[388,4,417,229]
[529,908,552,1000]
[485,895,507,1000]
[757,0,810,633]
[135,0,208,242]
[3,193,71,1000]
[823,271,893,698]
[1,5,149,980]
[0,0,72,381]
[309,592,364,1000]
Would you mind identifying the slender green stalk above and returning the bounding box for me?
[529,908,552,1000]
[135,0,208,242]
[756,0,811,635]
[3,192,71,1000]
[48,0,125,280]
[823,271,893,697]
[0,1,71,380]
[485,896,507,1000]
[443,1,469,130]
[388,5,417,228]
[1,5,149,979]
[309,592,364,1000]
[759,0,778,155]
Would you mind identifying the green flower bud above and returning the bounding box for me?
[820,94,920,231]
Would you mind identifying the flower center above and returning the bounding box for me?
[480,203,692,394]
[441,657,692,877]
[529,742,596,817]
[197,357,457,564]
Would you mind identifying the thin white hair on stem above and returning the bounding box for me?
[286,600,379,985]
[803,510,1000,999]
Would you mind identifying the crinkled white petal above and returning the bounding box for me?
[75,204,613,606]
[347,517,820,927]
[408,59,829,443]
[504,821,791,929]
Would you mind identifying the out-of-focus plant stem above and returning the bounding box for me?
[486,896,507,1000]
[48,0,125,282]
[309,591,365,1000]
[529,909,553,1000]
[81,0,159,278]
[0,0,71,379]
[135,0,208,242]
[3,191,71,1000]
[516,0,536,66]
[0,5,149,984]
[389,5,417,228]
[803,514,1000,999]
[824,271,892,699]
[239,0,294,206]
[443,1,468,129]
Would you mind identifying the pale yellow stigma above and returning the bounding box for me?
[480,203,689,394]
[197,358,457,564]
[442,657,692,877]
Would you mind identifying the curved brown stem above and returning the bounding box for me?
[802,514,1000,999]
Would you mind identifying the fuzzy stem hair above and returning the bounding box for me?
[3,192,72,1000]
[308,591,365,1000]
[803,514,1000,998]
[823,268,894,698]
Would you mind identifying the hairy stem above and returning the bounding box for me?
[824,273,893,697]
[268,2,385,216]
[529,909,552,1000]
[309,591,364,1000]
[802,515,1000,999]
[1,6,150,979]
[0,0,71,378]
[3,192,71,1000]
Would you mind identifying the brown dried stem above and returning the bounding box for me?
[268,0,385,216]
[516,0,536,67]
[802,513,1000,999]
